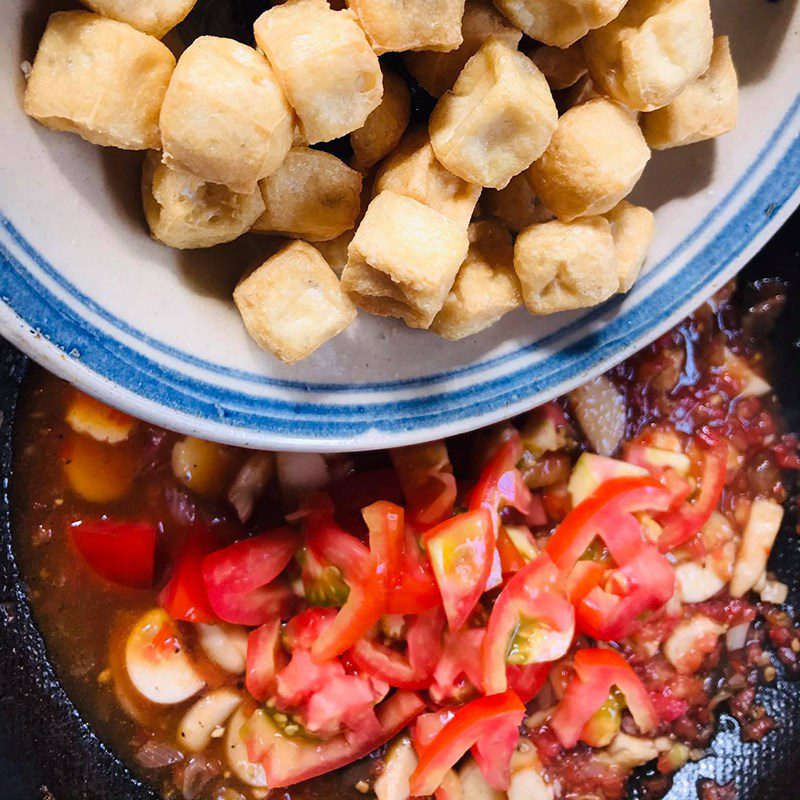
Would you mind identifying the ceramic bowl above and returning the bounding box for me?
[1,0,799,451]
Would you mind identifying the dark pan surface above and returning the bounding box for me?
[1,213,798,800]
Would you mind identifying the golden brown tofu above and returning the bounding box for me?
[528,98,650,221]
[582,0,714,111]
[429,37,557,189]
[404,0,522,98]
[514,217,618,314]
[350,69,411,171]
[234,241,357,363]
[254,0,382,144]
[431,220,522,339]
[347,0,465,54]
[341,191,469,328]
[159,37,293,193]
[640,37,738,150]
[374,129,481,227]
[79,0,197,38]
[24,11,175,150]
[603,200,655,292]
[142,151,266,249]
[493,0,627,48]
[252,148,363,242]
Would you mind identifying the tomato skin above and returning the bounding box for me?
[576,544,675,640]
[387,528,442,615]
[70,518,156,589]
[471,709,520,791]
[391,442,457,531]
[202,528,297,625]
[545,476,672,576]
[425,509,494,633]
[246,690,426,788]
[306,518,386,662]
[507,662,550,704]
[656,442,727,552]
[410,691,525,796]
[549,649,658,749]
[245,618,285,702]
[159,525,218,623]
[482,554,574,696]
[283,608,338,651]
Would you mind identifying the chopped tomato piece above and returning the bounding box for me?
[351,609,445,690]
[549,649,658,749]
[656,442,727,552]
[387,527,442,615]
[159,525,218,623]
[202,528,297,625]
[306,515,386,661]
[275,648,346,707]
[425,509,494,632]
[246,618,285,702]
[507,662,550,704]
[471,710,520,791]
[303,673,383,738]
[482,554,574,695]
[410,691,525,796]
[576,544,675,641]
[565,560,606,606]
[330,468,404,535]
[469,433,531,534]
[391,442,457,531]
[363,500,405,585]
[246,691,426,788]
[70,518,156,589]
[545,476,672,575]
[282,608,338,651]
[496,525,538,574]
[431,627,485,703]
[297,545,350,607]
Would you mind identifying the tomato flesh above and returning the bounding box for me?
[159,525,218,623]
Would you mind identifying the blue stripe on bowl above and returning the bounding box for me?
[0,96,798,446]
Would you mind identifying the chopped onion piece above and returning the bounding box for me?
[136,739,184,769]
[227,452,274,523]
[730,499,784,597]
[760,579,789,605]
[568,377,626,457]
[276,452,330,510]
[726,622,750,652]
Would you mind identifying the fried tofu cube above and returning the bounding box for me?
[79,0,196,38]
[252,148,363,241]
[528,98,650,221]
[514,217,618,314]
[481,173,553,233]
[529,44,587,90]
[604,201,654,292]
[641,37,738,150]
[404,0,522,98]
[583,0,713,112]
[350,69,411,171]
[429,37,557,189]
[142,151,266,249]
[234,241,357,363]
[493,0,627,48]
[254,0,382,144]
[431,220,521,339]
[24,11,175,150]
[347,0,465,54]
[341,191,469,328]
[159,37,293,193]
[374,129,481,227]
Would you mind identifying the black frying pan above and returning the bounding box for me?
[1,0,799,794]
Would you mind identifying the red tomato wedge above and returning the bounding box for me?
[545,476,672,576]
[549,649,658,749]
[306,516,386,662]
[70,518,156,589]
[507,662,550,704]
[202,528,297,625]
[469,433,531,534]
[391,442,457,531]
[351,608,445,689]
[410,691,525,796]
[425,509,494,633]
[576,543,675,641]
[245,618,285,702]
[387,527,442,615]
[482,554,574,695]
[656,442,727,552]
[245,690,426,788]
[363,500,405,585]
[471,710,521,791]
[159,525,218,623]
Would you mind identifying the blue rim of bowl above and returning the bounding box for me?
[0,96,799,449]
